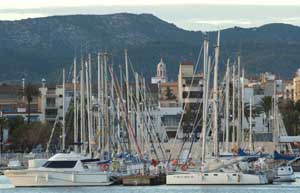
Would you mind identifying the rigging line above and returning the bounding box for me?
[108,92,129,153]
[130,91,163,160]
[184,62,218,163]
[108,64,143,159]
[142,101,167,160]
[184,103,203,163]
[168,42,204,163]
[132,81,167,160]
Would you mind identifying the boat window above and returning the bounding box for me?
[204,174,209,176]
[232,174,237,176]
[43,161,77,168]
[213,174,218,176]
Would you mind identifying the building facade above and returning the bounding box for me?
[0,84,43,122]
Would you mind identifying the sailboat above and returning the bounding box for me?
[166,32,268,185]
[5,56,113,187]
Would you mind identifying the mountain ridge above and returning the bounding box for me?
[0,13,299,82]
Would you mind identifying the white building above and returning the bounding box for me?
[39,83,75,123]
[177,61,203,106]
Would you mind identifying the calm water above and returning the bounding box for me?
[1,175,300,193]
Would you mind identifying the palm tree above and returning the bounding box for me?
[258,96,272,132]
[244,102,261,124]
[19,83,41,124]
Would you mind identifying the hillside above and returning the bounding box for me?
[0,13,300,82]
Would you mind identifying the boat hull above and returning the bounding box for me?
[166,172,268,185]
[273,174,296,182]
[122,174,166,186]
[4,170,112,187]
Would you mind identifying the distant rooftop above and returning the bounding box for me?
[180,61,194,66]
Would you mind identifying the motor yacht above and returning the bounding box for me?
[4,152,113,187]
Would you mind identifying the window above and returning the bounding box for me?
[46,98,56,107]
[43,161,77,168]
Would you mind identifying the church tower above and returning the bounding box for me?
[152,58,167,84]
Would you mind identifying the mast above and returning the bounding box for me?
[100,53,105,152]
[201,38,209,166]
[119,65,123,100]
[104,52,110,155]
[213,31,220,157]
[125,49,130,112]
[232,65,236,147]
[73,57,78,152]
[110,60,115,151]
[135,73,142,152]
[80,63,85,153]
[85,59,92,157]
[241,68,245,143]
[273,80,279,151]
[249,97,253,151]
[143,77,147,148]
[97,52,101,151]
[62,68,66,151]
[125,49,131,153]
[237,55,241,148]
[118,64,123,150]
[225,59,230,152]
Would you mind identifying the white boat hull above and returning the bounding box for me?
[166,172,268,185]
[4,170,112,187]
[273,174,296,182]
[273,165,296,182]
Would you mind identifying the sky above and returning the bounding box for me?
[1,0,300,31]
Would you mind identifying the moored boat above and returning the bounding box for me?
[4,152,113,187]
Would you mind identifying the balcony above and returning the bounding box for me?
[45,114,57,120]
[46,103,56,108]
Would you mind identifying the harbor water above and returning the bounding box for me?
[1,174,300,193]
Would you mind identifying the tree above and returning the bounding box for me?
[259,96,272,117]
[244,102,261,124]
[9,121,52,152]
[19,83,41,124]
[279,99,300,136]
[258,96,272,132]
[294,100,300,112]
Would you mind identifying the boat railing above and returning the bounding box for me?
[0,153,53,166]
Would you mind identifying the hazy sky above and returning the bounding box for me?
[1,0,300,31]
